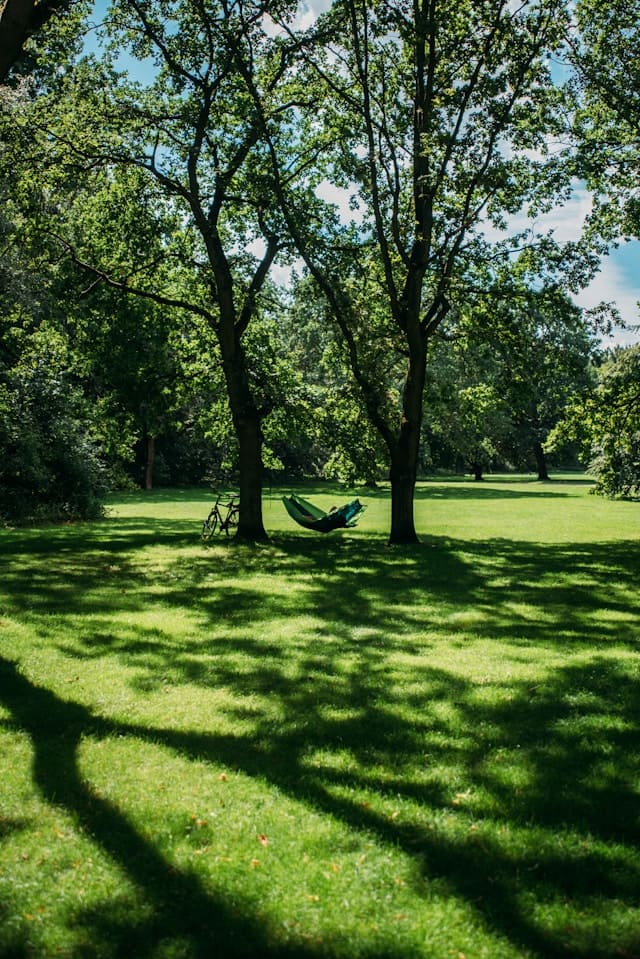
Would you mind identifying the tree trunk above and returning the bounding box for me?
[0,0,35,80]
[0,0,67,81]
[533,441,549,480]
[388,351,425,545]
[389,459,419,545]
[473,463,484,481]
[220,327,267,541]
[235,412,267,541]
[144,435,155,491]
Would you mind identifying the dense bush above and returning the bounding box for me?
[546,345,640,499]
[0,348,107,524]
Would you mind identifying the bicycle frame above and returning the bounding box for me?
[201,492,240,539]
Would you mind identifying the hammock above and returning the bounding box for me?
[282,493,366,533]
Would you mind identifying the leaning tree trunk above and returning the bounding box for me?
[221,331,268,542]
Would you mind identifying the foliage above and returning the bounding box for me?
[0,0,88,83]
[547,344,640,497]
[421,283,598,479]
[279,275,388,484]
[2,0,637,531]
[18,0,322,537]
[0,323,107,522]
[448,383,509,479]
[470,285,596,474]
[570,0,640,242]
[0,122,108,522]
[424,331,510,477]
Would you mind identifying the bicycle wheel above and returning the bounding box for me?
[220,507,239,535]
[201,509,219,540]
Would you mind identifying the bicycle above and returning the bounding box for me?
[201,492,240,540]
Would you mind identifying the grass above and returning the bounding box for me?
[0,475,638,959]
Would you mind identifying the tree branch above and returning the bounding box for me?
[50,232,215,323]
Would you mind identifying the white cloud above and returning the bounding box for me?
[258,173,640,346]
[485,182,593,244]
[314,180,363,224]
[263,0,332,34]
[575,256,640,346]
[534,191,640,345]
[531,188,593,242]
[297,0,333,23]
[490,186,640,346]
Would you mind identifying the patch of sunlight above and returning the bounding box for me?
[139,683,264,729]
[525,890,640,956]
[316,704,367,724]
[0,619,31,644]
[552,713,634,737]
[502,601,555,622]
[583,607,640,624]
[346,626,378,642]
[301,749,358,774]
[254,615,328,642]
[444,609,487,629]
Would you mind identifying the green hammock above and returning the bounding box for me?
[282,493,366,533]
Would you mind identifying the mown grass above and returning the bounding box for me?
[0,476,638,959]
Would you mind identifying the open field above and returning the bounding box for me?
[0,476,639,958]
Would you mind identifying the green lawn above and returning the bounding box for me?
[0,476,638,959]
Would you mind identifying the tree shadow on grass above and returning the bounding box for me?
[413,485,576,500]
[1,634,639,957]
[1,515,639,957]
[0,659,337,959]
[4,516,638,646]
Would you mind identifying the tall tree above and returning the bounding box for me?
[264,0,573,542]
[456,285,597,479]
[20,0,310,539]
[0,134,108,522]
[422,331,510,479]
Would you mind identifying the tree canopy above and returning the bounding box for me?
[1,0,638,530]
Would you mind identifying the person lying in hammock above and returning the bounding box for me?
[282,494,366,533]
[327,505,347,526]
